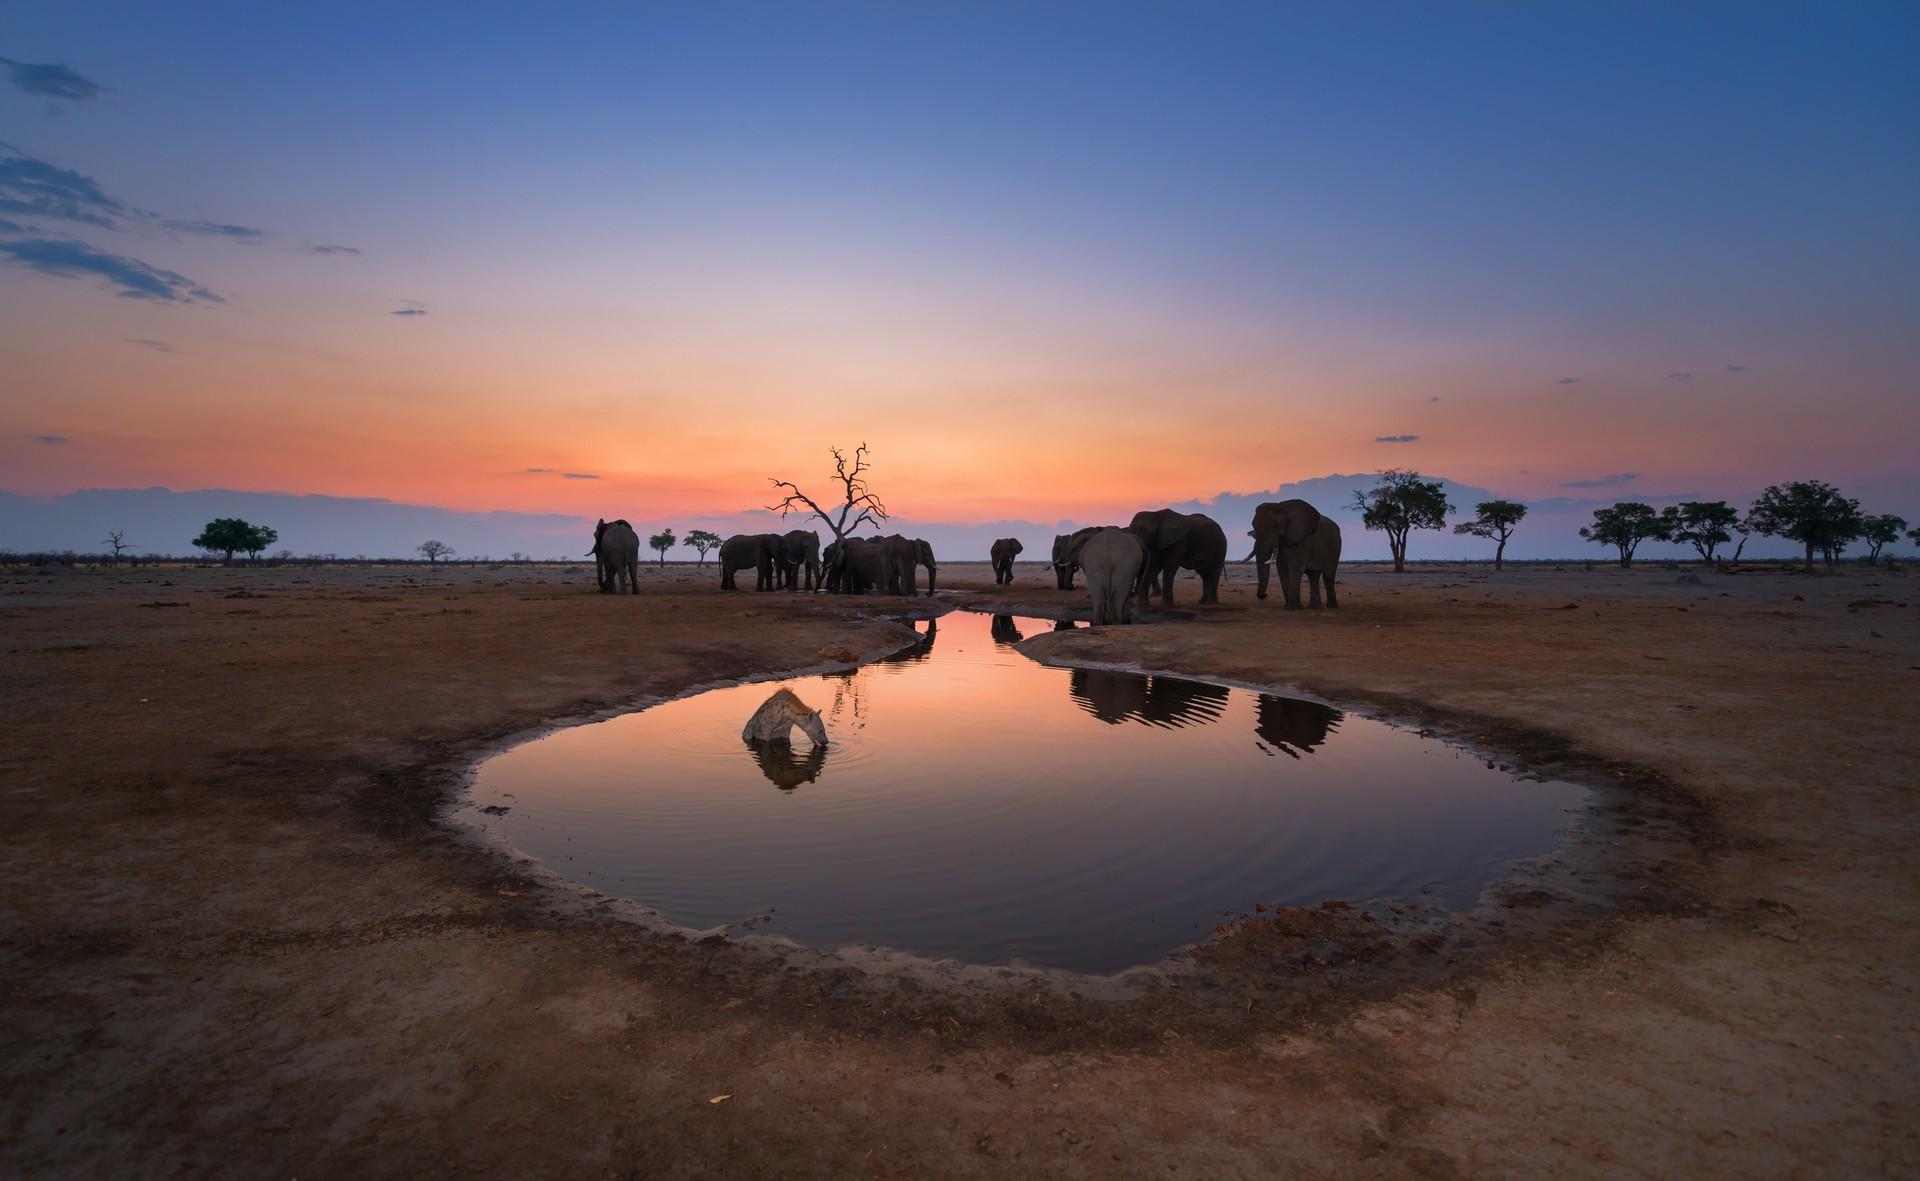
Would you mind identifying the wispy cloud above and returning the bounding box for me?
[124,337,174,352]
[34,434,68,444]
[525,467,554,474]
[0,236,220,302]
[1374,434,1419,443]
[0,58,104,106]
[0,145,125,227]
[1726,363,1747,372]
[1557,376,1580,386]
[390,298,426,316]
[1666,371,1694,381]
[1429,395,1441,403]
[162,218,265,242]
[561,472,600,480]
[1560,472,1639,489]
[305,242,362,255]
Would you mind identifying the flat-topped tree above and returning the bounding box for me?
[1353,469,1451,572]
[768,443,890,548]
[1579,503,1667,568]
[1660,501,1740,564]
[1747,481,1862,572]
[1452,500,1527,571]
[417,539,453,567]
[1860,514,1907,565]
[193,518,276,566]
[684,529,721,564]
[648,529,677,566]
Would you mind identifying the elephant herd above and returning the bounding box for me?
[589,497,1343,622]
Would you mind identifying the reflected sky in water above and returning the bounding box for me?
[464,612,1584,973]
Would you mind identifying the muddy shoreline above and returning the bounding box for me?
[4,560,1913,1176]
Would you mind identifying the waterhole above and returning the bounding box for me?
[460,611,1586,974]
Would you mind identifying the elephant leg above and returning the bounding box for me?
[1307,571,1323,608]
[1201,568,1220,604]
[627,558,639,594]
[1254,558,1270,600]
[1159,563,1176,607]
[1324,568,1338,608]
[1282,553,1305,610]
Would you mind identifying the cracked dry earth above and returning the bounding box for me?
[2,559,1916,1178]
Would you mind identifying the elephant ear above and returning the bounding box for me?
[1287,503,1322,546]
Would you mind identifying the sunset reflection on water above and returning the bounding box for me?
[463,612,1585,973]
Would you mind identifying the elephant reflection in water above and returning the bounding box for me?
[1053,618,1079,632]
[1254,695,1342,758]
[1068,668,1228,730]
[876,618,938,664]
[744,738,827,790]
[989,615,1025,647]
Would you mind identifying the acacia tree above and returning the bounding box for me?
[768,443,890,548]
[193,518,274,565]
[417,539,454,567]
[648,528,677,566]
[1747,481,1862,572]
[1579,503,1668,568]
[1659,500,1740,563]
[684,529,722,564]
[1451,500,1527,571]
[1353,470,1452,572]
[1860,514,1907,564]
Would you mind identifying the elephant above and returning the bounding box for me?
[718,532,781,591]
[1127,509,1228,606]
[776,529,822,592]
[912,538,938,596]
[1246,500,1341,608]
[1050,533,1080,590]
[823,536,884,594]
[588,518,640,595]
[1063,526,1146,625]
[876,534,922,597]
[1254,695,1342,758]
[989,537,1023,585]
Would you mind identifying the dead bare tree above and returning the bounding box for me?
[767,443,890,547]
[102,529,135,564]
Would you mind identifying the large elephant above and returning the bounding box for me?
[1064,526,1146,625]
[718,532,780,591]
[588,518,640,595]
[776,529,821,592]
[989,537,1023,585]
[823,536,884,594]
[875,534,922,596]
[1127,509,1228,606]
[1247,500,1341,608]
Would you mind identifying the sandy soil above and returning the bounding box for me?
[2,556,1915,1178]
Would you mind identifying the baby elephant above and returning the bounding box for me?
[742,688,828,747]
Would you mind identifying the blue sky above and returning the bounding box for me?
[1,2,1915,554]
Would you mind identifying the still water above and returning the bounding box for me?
[462,612,1585,973]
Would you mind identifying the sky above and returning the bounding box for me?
[2,2,1916,557]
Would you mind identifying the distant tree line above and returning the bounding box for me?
[1356,469,1911,572]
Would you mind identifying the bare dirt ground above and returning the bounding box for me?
[3,556,1916,1178]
